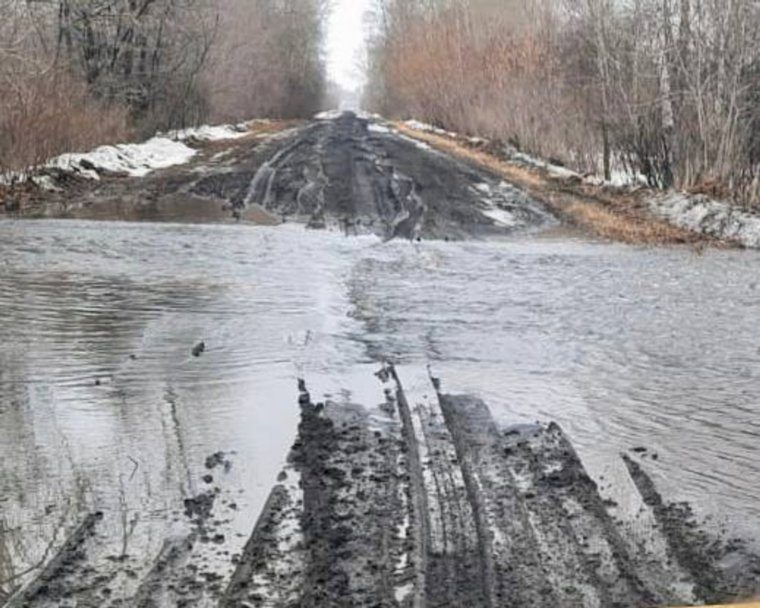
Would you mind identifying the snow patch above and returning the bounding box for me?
[513,152,580,180]
[167,123,249,142]
[30,175,62,192]
[482,208,517,227]
[394,582,414,603]
[608,168,648,187]
[314,109,344,120]
[396,134,436,153]
[368,123,391,134]
[356,110,384,121]
[50,137,197,178]
[404,120,458,139]
[651,191,760,248]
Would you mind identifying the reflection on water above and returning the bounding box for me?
[1,219,759,597]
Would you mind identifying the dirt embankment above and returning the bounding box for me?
[1,113,558,242]
[394,122,731,248]
[239,112,554,240]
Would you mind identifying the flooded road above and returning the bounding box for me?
[2,116,760,606]
[0,220,371,604]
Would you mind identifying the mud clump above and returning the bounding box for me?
[183,491,217,523]
[205,451,232,472]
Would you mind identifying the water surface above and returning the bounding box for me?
[1,219,759,595]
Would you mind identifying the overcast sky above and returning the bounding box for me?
[326,0,371,92]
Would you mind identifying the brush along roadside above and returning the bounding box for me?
[394,122,730,248]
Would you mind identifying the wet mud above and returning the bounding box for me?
[240,113,553,240]
[5,367,760,607]
[3,113,554,239]
[209,368,760,608]
[1,127,298,224]
[4,453,240,608]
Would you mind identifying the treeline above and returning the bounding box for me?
[366,0,760,205]
[0,0,327,174]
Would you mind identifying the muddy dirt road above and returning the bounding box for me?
[8,113,553,239]
[2,113,760,607]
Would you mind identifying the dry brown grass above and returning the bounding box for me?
[394,122,719,247]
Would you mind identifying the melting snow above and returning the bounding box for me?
[368,124,391,134]
[314,110,344,120]
[651,191,760,248]
[167,123,249,142]
[2,121,255,183]
[50,137,197,178]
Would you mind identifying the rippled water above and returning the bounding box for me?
[1,219,759,593]
[347,238,760,536]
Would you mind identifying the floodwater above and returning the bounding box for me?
[1,218,760,597]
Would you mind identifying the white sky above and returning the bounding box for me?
[326,0,371,92]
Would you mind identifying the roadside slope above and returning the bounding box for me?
[393,121,726,247]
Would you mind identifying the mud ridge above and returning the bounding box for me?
[7,512,103,608]
[623,454,760,604]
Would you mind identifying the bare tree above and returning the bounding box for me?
[202,0,329,122]
[366,0,760,205]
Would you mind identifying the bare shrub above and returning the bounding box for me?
[0,71,129,175]
[0,1,128,177]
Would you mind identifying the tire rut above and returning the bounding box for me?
[10,367,760,607]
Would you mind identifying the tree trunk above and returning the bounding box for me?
[660,0,676,187]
